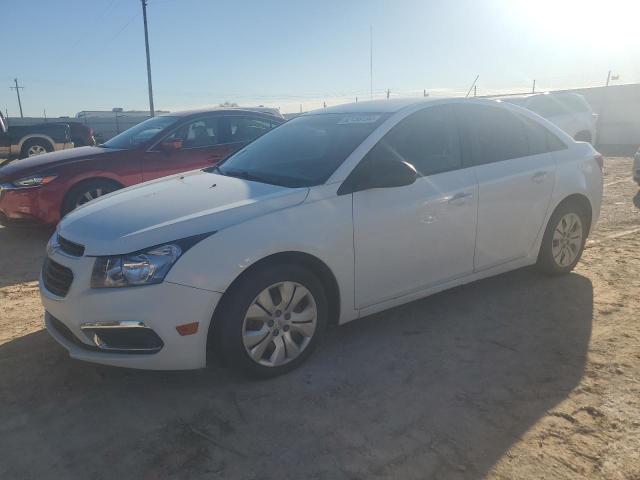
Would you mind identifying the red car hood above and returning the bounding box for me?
[0,146,123,180]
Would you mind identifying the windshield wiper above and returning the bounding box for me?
[203,165,224,174]
[223,169,267,183]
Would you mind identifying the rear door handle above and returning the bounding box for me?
[448,191,473,206]
[532,171,549,183]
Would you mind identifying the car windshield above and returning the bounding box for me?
[212,112,389,187]
[101,116,179,149]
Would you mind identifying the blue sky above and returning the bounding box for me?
[2,0,639,116]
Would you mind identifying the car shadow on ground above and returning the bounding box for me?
[0,226,52,288]
[0,266,592,479]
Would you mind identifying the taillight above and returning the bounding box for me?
[594,153,604,171]
[88,128,94,140]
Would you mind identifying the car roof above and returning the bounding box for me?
[494,92,584,101]
[166,107,284,118]
[306,97,446,115]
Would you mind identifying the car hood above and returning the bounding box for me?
[0,146,121,179]
[57,170,309,256]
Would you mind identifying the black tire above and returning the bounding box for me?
[20,138,53,158]
[61,179,122,217]
[212,263,328,378]
[536,201,589,275]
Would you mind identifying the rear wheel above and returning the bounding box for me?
[61,179,121,217]
[213,264,327,377]
[537,202,588,275]
[20,138,53,158]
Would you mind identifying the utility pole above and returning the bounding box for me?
[473,85,477,97]
[532,79,536,93]
[386,88,390,99]
[141,0,155,116]
[10,78,24,119]
[606,70,611,87]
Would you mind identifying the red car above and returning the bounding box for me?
[0,108,284,226]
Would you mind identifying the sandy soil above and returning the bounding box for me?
[0,157,638,479]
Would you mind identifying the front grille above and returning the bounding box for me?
[42,258,74,297]
[58,235,85,257]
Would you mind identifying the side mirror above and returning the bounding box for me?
[159,139,183,152]
[338,156,418,195]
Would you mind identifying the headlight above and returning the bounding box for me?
[13,174,58,187]
[90,233,214,288]
[91,244,182,288]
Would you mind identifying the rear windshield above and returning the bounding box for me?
[214,113,389,187]
[101,116,179,149]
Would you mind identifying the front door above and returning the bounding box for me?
[351,105,478,308]
[141,115,234,181]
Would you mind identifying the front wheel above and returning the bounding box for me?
[537,202,588,275]
[61,180,121,217]
[213,264,327,377]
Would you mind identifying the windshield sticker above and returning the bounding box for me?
[337,114,381,125]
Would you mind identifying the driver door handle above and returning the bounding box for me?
[448,191,473,206]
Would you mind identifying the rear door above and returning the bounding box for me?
[453,103,559,271]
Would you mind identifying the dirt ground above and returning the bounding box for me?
[1,157,639,480]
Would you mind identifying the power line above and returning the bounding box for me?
[9,78,24,118]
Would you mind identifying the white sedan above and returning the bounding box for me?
[41,98,603,377]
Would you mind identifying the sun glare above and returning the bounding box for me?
[515,0,640,49]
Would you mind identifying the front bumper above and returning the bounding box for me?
[40,247,221,370]
[0,184,60,226]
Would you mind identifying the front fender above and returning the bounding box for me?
[167,186,357,324]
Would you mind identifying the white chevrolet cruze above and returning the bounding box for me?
[41,98,603,377]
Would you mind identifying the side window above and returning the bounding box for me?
[162,116,220,148]
[456,104,529,165]
[526,95,568,117]
[228,117,277,144]
[366,106,462,176]
[556,94,591,114]
[520,116,567,155]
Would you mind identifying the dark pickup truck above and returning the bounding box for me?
[0,111,78,162]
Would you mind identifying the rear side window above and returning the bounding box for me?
[366,105,462,176]
[556,94,591,113]
[526,95,568,117]
[520,116,567,155]
[454,104,529,165]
